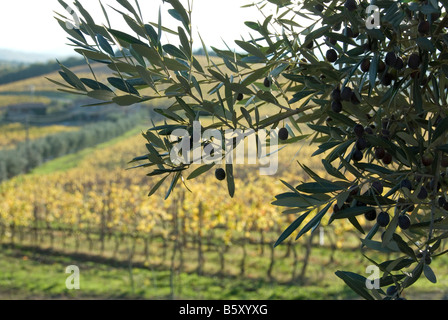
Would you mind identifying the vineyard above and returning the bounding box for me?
[2,124,448,299]
[0,123,78,149]
[0,125,354,291]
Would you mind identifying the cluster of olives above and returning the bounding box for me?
[352,124,368,162]
[330,85,360,114]
[321,0,438,117]
[343,120,392,165]
[359,50,422,88]
[329,51,424,115]
[333,179,413,231]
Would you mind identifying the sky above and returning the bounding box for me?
[0,0,278,61]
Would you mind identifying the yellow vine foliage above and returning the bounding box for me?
[0,131,359,247]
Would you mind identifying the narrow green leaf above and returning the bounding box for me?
[87,89,116,101]
[348,216,365,234]
[432,116,448,142]
[413,76,423,114]
[335,271,375,300]
[228,83,254,96]
[423,265,437,283]
[256,91,278,105]
[165,171,182,200]
[132,44,163,67]
[226,164,235,198]
[235,40,265,59]
[272,192,323,208]
[379,258,414,272]
[322,159,348,180]
[122,14,146,38]
[187,163,215,180]
[55,17,87,44]
[116,0,143,24]
[392,233,416,260]
[352,195,395,206]
[178,27,191,58]
[366,28,385,42]
[143,130,166,150]
[112,95,142,106]
[176,97,195,121]
[225,83,234,115]
[274,211,311,247]
[144,23,158,45]
[208,68,226,83]
[369,53,379,93]
[327,139,354,163]
[296,202,332,240]
[135,65,155,90]
[296,181,345,194]
[327,111,357,127]
[164,58,190,71]
[330,205,374,222]
[241,66,270,86]
[163,44,188,60]
[403,262,424,288]
[74,48,110,61]
[108,77,140,95]
[165,0,190,32]
[81,78,112,91]
[130,45,146,67]
[240,107,253,127]
[157,5,163,43]
[58,62,86,91]
[360,239,400,253]
[46,76,76,90]
[148,175,169,197]
[99,0,111,28]
[108,28,145,46]
[108,62,137,74]
[97,33,115,56]
[354,163,394,175]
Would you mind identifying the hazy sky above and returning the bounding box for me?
[0,0,276,59]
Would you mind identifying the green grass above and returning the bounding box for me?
[1,228,447,300]
[0,243,355,300]
[31,127,144,176]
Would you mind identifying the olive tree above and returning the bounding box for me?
[54,0,448,299]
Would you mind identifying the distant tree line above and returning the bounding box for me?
[0,112,143,182]
[192,48,218,57]
[0,57,84,86]
[0,51,215,86]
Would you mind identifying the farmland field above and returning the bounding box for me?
[2,124,448,299]
[1,57,448,301]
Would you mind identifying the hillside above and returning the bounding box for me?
[0,48,65,64]
[0,57,85,87]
